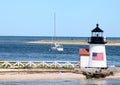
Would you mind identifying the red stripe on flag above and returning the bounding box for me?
[92,52,104,60]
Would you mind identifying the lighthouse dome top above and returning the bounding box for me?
[88,24,107,44]
[92,24,103,32]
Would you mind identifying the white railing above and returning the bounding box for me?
[0,61,78,69]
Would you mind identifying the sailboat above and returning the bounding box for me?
[51,43,63,51]
[51,13,64,51]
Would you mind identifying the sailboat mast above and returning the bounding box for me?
[51,13,64,51]
[54,13,56,41]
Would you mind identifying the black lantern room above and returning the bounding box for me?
[88,24,107,44]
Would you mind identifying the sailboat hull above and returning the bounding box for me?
[51,46,63,51]
[57,48,63,51]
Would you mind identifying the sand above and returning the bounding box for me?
[0,73,86,80]
[0,69,85,80]
[106,73,120,79]
[27,40,120,46]
[0,69,120,80]
[27,40,88,45]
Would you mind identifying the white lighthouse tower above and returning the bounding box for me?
[88,24,107,68]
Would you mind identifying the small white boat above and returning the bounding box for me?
[51,43,63,51]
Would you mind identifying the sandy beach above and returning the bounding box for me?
[0,73,86,80]
[0,69,120,80]
[0,69,85,80]
[105,73,120,79]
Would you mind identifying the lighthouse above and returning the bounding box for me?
[88,24,107,68]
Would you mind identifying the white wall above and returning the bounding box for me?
[80,55,89,67]
[89,44,107,68]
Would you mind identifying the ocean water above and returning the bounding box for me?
[0,36,120,85]
[0,79,120,85]
[0,36,120,66]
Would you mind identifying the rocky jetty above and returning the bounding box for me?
[74,66,120,79]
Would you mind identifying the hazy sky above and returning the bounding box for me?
[0,0,120,37]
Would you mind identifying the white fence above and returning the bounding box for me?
[0,61,78,69]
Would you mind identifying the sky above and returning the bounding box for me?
[0,0,120,37]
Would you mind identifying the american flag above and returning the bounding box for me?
[92,52,104,60]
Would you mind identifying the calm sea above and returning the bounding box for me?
[0,36,120,85]
[0,79,120,85]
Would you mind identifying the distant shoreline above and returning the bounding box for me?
[27,40,120,46]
